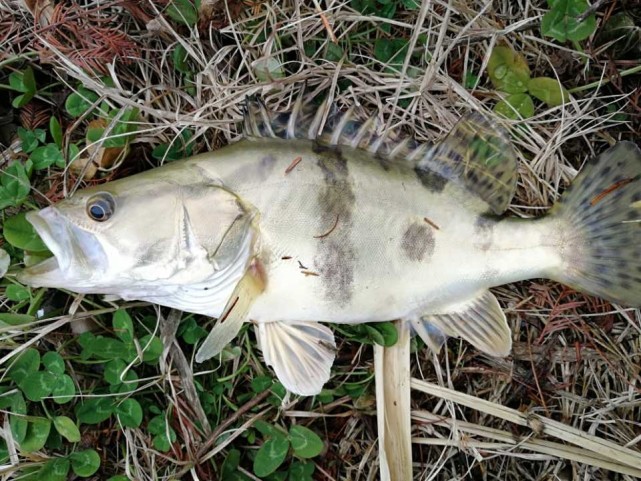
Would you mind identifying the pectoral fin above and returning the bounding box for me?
[256,321,336,396]
[413,290,512,357]
[195,260,266,363]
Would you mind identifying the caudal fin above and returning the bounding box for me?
[549,141,641,307]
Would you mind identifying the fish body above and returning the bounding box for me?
[17,97,641,395]
[176,139,553,323]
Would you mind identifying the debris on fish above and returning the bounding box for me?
[16,93,641,396]
[0,248,9,278]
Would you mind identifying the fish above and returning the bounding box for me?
[16,94,641,396]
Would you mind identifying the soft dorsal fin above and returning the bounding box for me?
[418,114,517,214]
[243,95,517,214]
[412,290,512,357]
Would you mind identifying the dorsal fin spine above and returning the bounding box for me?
[331,106,354,145]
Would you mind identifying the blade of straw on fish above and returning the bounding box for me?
[375,320,412,481]
[410,378,641,470]
[412,411,641,477]
[0,248,9,278]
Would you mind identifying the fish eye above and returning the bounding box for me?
[86,193,115,222]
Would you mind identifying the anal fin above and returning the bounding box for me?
[414,290,512,357]
[195,260,266,363]
[257,321,336,396]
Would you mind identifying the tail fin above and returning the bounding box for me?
[549,141,641,307]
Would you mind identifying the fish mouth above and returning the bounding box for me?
[17,208,104,288]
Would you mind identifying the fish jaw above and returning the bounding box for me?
[17,207,107,289]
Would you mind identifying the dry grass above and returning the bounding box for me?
[1,0,640,479]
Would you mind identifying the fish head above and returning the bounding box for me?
[17,172,256,294]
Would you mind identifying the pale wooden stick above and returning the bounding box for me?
[412,411,641,477]
[411,378,641,470]
[375,321,412,481]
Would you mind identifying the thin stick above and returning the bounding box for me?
[412,411,641,477]
[411,378,641,470]
[375,320,412,481]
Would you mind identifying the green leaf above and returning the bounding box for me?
[222,449,241,476]
[178,317,207,344]
[288,461,315,480]
[289,426,324,458]
[152,129,193,161]
[7,348,40,382]
[76,397,114,425]
[104,359,128,385]
[9,68,36,108]
[166,0,198,26]
[252,376,274,394]
[18,128,45,153]
[53,416,81,442]
[494,93,535,119]
[3,213,48,252]
[65,88,99,117]
[108,368,138,394]
[148,414,170,435]
[38,458,70,481]
[254,420,279,437]
[487,46,530,93]
[139,334,163,363]
[51,373,75,404]
[112,310,134,343]
[50,116,63,148]
[253,432,290,477]
[116,398,143,428]
[528,77,569,107]
[0,162,31,209]
[31,143,64,170]
[173,44,191,74]
[20,417,51,452]
[0,313,35,325]
[42,351,65,374]
[20,370,56,402]
[369,322,398,347]
[541,0,596,43]
[107,477,130,481]
[9,393,27,443]
[373,38,410,69]
[70,448,101,477]
[5,284,30,301]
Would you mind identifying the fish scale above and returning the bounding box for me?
[16,97,641,396]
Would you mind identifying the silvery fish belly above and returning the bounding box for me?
[17,96,641,396]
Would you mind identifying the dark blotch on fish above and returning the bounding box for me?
[415,166,448,193]
[474,215,495,251]
[401,222,435,262]
[313,148,356,307]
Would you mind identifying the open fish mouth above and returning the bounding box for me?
[17,208,104,288]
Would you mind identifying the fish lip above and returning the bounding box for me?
[17,208,74,286]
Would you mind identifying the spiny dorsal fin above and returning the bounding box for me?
[242,94,419,158]
[243,96,517,214]
[418,114,517,214]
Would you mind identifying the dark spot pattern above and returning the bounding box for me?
[313,148,356,307]
[414,166,448,192]
[473,215,496,251]
[401,223,435,262]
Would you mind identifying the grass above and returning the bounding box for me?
[1,0,641,479]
